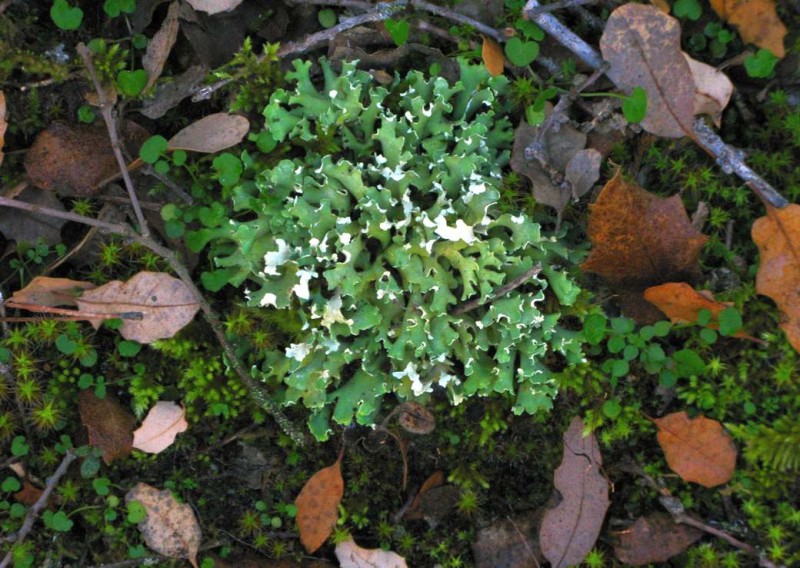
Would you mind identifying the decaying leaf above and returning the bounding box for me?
[752,204,800,352]
[24,121,149,197]
[684,54,733,128]
[709,0,786,58]
[539,417,609,568]
[295,454,344,553]
[75,271,200,344]
[510,117,589,219]
[0,187,68,247]
[653,411,738,488]
[472,509,545,568]
[14,480,44,506]
[126,482,202,568]
[601,4,696,138]
[582,171,708,323]
[481,36,504,77]
[397,401,435,434]
[564,149,602,200]
[404,471,444,521]
[79,391,137,465]
[335,537,407,568]
[140,65,209,120]
[167,113,249,154]
[185,0,244,16]
[132,401,188,454]
[8,276,96,308]
[614,513,704,566]
[143,1,181,91]
[0,91,6,167]
[644,282,754,339]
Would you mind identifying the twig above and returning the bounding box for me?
[76,43,150,239]
[522,0,788,209]
[525,0,596,17]
[287,0,372,8]
[622,461,784,568]
[451,264,542,316]
[0,450,77,568]
[411,0,504,42]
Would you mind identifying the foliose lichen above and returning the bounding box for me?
[189,58,583,439]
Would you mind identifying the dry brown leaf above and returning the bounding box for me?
[126,482,202,567]
[185,0,244,15]
[582,171,708,323]
[397,401,435,434]
[644,282,756,340]
[709,0,786,58]
[133,401,188,454]
[539,417,609,568]
[683,54,733,127]
[75,271,200,344]
[295,455,344,553]
[0,187,68,247]
[472,509,545,568]
[0,91,6,167]
[752,203,800,352]
[404,471,444,521]
[481,36,505,77]
[653,411,738,488]
[143,1,181,91]
[24,121,149,197]
[614,513,704,566]
[335,537,407,568]
[167,113,249,154]
[141,65,209,120]
[14,480,44,506]
[600,4,696,138]
[79,391,137,465]
[8,276,96,308]
[564,149,602,200]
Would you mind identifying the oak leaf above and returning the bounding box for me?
[79,391,137,465]
[335,537,407,568]
[752,203,800,352]
[481,36,505,77]
[614,513,704,566]
[653,411,737,488]
[75,271,200,344]
[132,401,188,454]
[709,0,786,58]
[582,171,708,323]
[539,417,609,568]
[295,454,344,553]
[126,482,202,568]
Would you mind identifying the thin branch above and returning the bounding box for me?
[411,0,504,42]
[522,0,597,17]
[0,451,77,568]
[522,0,788,208]
[76,43,150,239]
[451,264,542,316]
[0,196,134,234]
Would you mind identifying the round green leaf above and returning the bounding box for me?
[504,37,539,67]
[116,69,148,97]
[622,86,647,124]
[140,135,168,164]
[318,8,337,28]
[602,399,622,419]
[718,307,743,336]
[51,0,84,30]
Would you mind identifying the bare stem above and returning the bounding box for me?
[0,451,77,568]
[451,264,542,316]
[76,43,150,239]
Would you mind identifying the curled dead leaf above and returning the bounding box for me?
[8,276,95,308]
[335,536,407,568]
[683,54,733,128]
[133,401,188,454]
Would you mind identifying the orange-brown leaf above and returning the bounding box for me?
[295,456,344,553]
[709,0,786,58]
[481,36,505,77]
[653,411,737,488]
[644,282,757,341]
[614,513,703,566]
[752,203,800,352]
[79,391,137,465]
[8,276,96,308]
[582,171,707,323]
[14,481,44,506]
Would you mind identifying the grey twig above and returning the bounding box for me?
[76,43,150,239]
[451,264,542,316]
[524,0,597,17]
[523,0,603,70]
[0,451,77,568]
